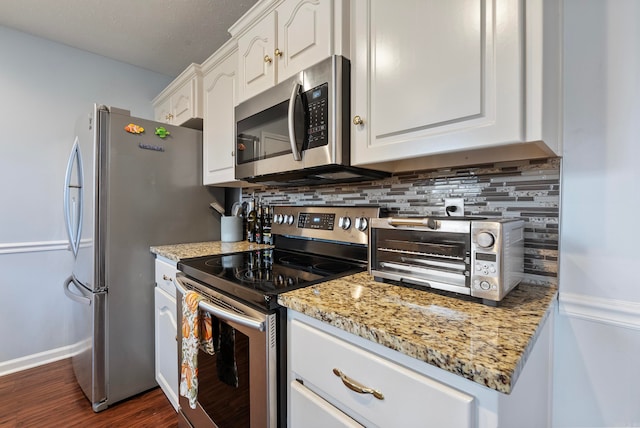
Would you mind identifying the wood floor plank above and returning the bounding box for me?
[0,359,178,427]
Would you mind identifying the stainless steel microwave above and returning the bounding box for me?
[234,55,388,186]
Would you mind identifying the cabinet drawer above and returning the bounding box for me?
[290,380,363,428]
[155,258,178,297]
[290,319,474,428]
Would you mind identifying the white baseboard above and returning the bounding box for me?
[0,341,86,377]
[559,292,640,331]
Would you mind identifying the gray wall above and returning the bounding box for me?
[0,25,171,372]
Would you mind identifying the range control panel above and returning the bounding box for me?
[272,205,380,245]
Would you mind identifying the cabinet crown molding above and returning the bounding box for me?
[152,63,203,104]
[228,0,281,38]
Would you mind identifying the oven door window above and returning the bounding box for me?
[372,228,471,287]
[196,317,251,428]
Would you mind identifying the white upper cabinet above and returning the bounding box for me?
[152,64,203,128]
[275,0,333,82]
[351,0,562,171]
[231,0,348,104]
[201,41,246,187]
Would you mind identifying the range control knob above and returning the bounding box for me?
[476,232,495,248]
[286,214,295,225]
[355,217,368,231]
[338,216,352,230]
[480,281,491,290]
[273,214,283,224]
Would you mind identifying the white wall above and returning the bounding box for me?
[554,0,640,426]
[0,25,171,373]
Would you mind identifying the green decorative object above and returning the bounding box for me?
[155,127,170,138]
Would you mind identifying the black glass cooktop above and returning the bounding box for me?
[178,248,365,311]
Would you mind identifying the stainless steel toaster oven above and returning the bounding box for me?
[368,217,525,305]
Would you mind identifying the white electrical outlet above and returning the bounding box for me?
[444,198,464,217]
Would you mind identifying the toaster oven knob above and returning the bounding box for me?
[355,217,368,231]
[338,216,352,230]
[476,232,495,248]
[286,215,295,225]
[480,280,491,290]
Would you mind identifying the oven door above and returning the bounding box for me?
[175,274,278,428]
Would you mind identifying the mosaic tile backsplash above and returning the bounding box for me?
[243,157,561,287]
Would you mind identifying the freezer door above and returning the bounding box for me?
[63,276,107,412]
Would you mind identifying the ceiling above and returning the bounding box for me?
[0,0,258,77]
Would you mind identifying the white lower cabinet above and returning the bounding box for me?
[289,317,474,428]
[288,309,554,428]
[154,257,179,411]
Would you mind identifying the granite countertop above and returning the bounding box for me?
[278,272,557,394]
[150,241,272,262]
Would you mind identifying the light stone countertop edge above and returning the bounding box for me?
[278,271,558,394]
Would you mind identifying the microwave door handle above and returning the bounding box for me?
[288,81,302,161]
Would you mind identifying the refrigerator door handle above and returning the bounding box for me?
[64,137,84,257]
[63,275,91,305]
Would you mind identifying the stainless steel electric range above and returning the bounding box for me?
[175,205,380,428]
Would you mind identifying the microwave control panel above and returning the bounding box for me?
[304,83,328,149]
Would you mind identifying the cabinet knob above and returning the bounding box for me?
[274,48,283,57]
[163,274,173,282]
[353,115,364,126]
[231,150,235,157]
[165,113,173,121]
[264,55,273,64]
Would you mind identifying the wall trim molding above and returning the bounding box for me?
[0,239,91,255]
[559,292,640,331]
[0,341,86,377]
[0,240,69,254]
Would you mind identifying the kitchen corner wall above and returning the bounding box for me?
[244,157,561,287]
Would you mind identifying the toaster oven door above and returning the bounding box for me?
[370,226,471,293]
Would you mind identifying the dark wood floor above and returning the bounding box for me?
[0,358,178,427]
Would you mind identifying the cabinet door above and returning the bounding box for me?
[171,80,197,125]
[276,0,333,82]
[154,99,172,124]
[237,13,277,103]
[203,50,239,186]
[155,287,179,411]
[290,380,364,428]
[351,0,523,166]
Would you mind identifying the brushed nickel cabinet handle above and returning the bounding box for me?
[332,368,384,400]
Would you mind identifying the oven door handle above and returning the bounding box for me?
[175,277,266,332]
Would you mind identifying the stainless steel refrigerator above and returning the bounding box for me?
[62,104,222,412]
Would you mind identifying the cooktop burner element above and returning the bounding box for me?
[178,205,381,310]
[179,248,365,310]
